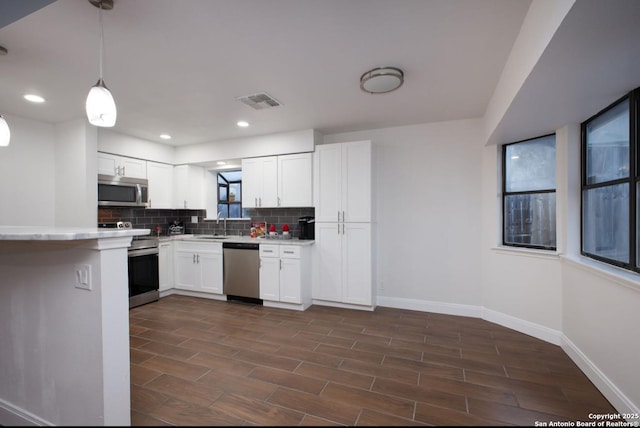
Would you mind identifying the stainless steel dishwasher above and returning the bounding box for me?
[223,242,262,303]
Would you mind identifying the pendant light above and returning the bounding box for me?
[85,0,116,127]
[0,115,10,147]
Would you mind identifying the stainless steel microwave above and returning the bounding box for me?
[98,174,149,207]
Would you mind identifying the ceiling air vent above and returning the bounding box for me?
[237,92,282,110]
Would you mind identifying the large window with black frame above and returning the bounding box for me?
[502,134,557,250]
[582,88,639,270]
[217,170,246,219]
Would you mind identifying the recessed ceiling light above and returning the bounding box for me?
[217,161,227,165]
[24,94,45,103]
[159,134,171,140]
[237,121,249,128]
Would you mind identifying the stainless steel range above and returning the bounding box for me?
[98,222,159,308]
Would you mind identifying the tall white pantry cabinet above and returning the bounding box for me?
[312,140,374,310]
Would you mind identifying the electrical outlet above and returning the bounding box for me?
[191,215,198,223]
[379,280,384,290]
[74,264,92,290]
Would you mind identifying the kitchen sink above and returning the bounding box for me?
[195,235,229,240]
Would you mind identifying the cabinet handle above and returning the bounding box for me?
[193,254,196,264]
[338,223,340,234]
[255,197,257,206]
[122,166,125,176]
[342,223,345,235]
[259,197,262,207]
[283,250,294,254]
[264,249,274,253]
[342,210,345,222]
[280,259,282,270]
[277,196,281,206]
[337,211,340,222]
[197,254,200,264]
[184,200,187,209]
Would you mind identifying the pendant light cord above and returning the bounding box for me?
[98,2,104,80]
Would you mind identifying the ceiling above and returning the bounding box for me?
[0,0,532,146]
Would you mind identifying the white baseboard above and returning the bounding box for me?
[561,335,639,418]
[482,308,563,345]
[0,398,50,426]
[377,296,483,318]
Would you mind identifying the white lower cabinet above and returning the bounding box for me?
[158,241,173,293]
[259,244,311,310]
[312,222,373,308]
[173,241,223,294]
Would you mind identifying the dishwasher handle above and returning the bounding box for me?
[222,242,259,250]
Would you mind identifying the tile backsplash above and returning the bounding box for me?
[98,207,315,238]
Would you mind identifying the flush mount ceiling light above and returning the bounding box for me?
[0,115,10,147]
[360,66,404,94]
[24,94,45,103]
[85,0,116,127]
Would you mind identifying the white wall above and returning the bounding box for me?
[54,119,98,227]
[98,129,175,165]
[0,115,55,226]
[175,129,318,165]
[324,119,484,315]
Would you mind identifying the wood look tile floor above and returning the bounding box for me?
[129,295,616,426]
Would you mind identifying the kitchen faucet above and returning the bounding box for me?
[217,211,227,236]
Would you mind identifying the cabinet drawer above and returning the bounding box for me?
[279,245,300,259]
[259,245,279,257]
[175,241,222,254]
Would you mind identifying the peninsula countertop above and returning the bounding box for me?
[0,226,151,241]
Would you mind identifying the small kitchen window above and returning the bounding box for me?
[502,134,557,250]
[217,170,248,219]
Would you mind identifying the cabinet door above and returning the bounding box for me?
[147,161,173,209]
[312,222,343,302]
[200,250,223,294]
[241,158,261,208]
[280,258,301,304]
[158,242,173,291]
[342,141,371,222]
[342,222,372,306]
[259,256,280,301]
[173,165,205,209]
[173,247,199,290]
[120,156,147,179]
[260,156,279,207]
[98,153,120,176]
[278,153,312,207]
[314,144,343,222]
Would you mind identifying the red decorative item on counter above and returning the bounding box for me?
[269,224,276,232]
[282,224,289,232]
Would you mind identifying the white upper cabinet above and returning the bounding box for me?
[278,153,313,207]
[242,156,278,208]
[314,141,371,222]
[146,161,174,209]
[173,164,205,209]
[98,152,147,179]
[243,153,312,208]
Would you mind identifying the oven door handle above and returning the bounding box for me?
[128,248,159,257]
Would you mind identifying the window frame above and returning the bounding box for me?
[581,90,638,271]
[217,170,246,219]
[501,133,557,251]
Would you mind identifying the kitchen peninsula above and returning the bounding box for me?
[0,226,149,426]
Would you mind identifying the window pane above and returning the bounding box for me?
[505,135,556,192]
[585,100,629,185]
[219,186,228,201]
[230,183,241,202]
[229,204,241,218]
[504,193,556,247]
[217,204,229,219]
[583,183,629,263]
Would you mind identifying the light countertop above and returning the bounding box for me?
[0,226,151,241]
[161,234,315,246]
